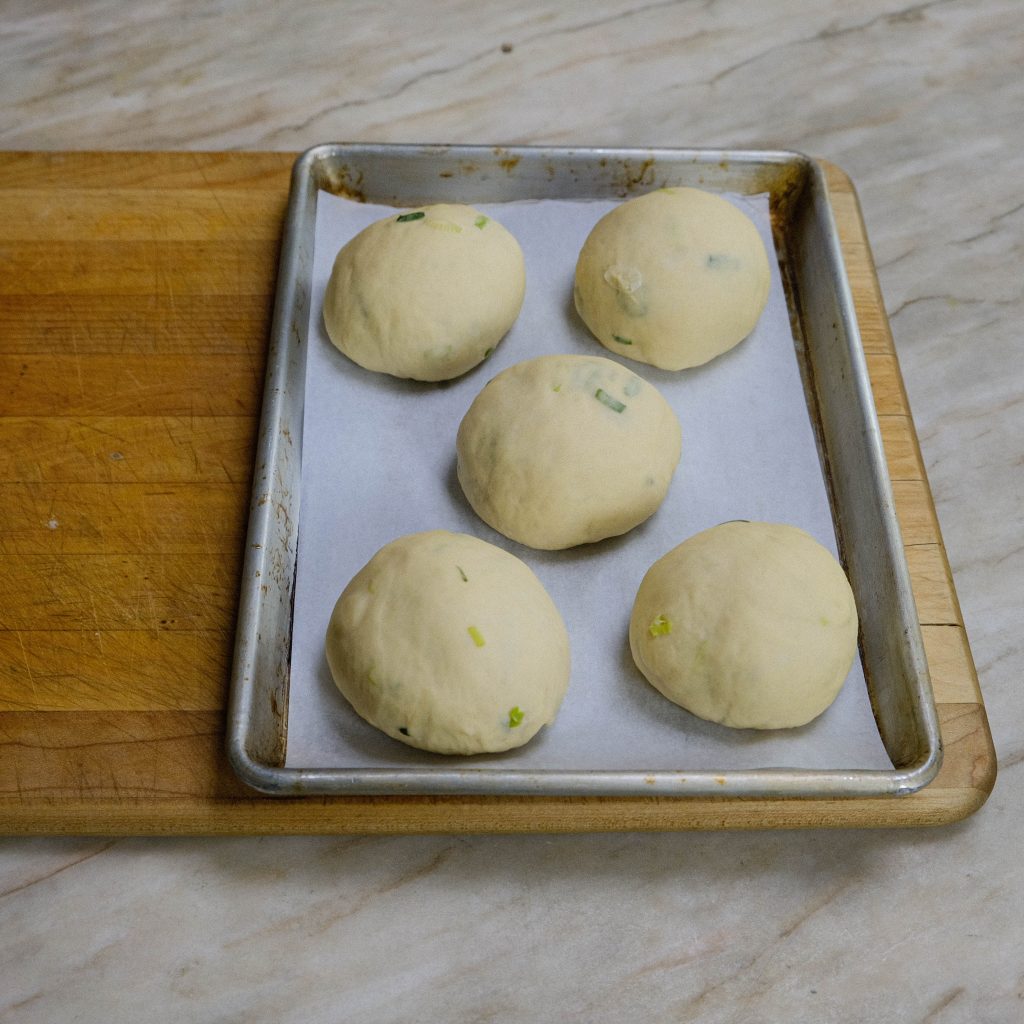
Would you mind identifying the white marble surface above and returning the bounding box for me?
[1,1,1021,1020]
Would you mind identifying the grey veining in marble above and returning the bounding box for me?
[1,1,1021,1021]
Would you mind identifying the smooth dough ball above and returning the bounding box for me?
[323,204,525,381]
[456,354,682,550]
[574,188,771,370]
[325,530,570,754]
[629,521,859,729]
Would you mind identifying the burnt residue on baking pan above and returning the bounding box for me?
[321,161,366,202]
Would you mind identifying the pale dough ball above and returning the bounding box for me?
[574,188,771,370]
[629,521,859,729]
[325,530,570,755]
[457,354,682,550]
[323,204,525,381]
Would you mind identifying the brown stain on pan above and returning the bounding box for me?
[322,161,367,202]
[493,146,522,173]
[613,157,656,194]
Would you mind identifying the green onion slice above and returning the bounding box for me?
[612,334,634,345]
[396,211,425,222]
[508,706,524,728]
[595,388,626,413]
[648,615,672,637]
[474,215,489,229]
[468,626,486,647]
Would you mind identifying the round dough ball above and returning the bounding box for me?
[629,521,859,729]
[323,204,525,381]
[457,354,682,550]
[574,188,771,370]
[325,530,570,754]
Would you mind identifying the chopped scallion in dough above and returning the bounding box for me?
[648,615,672,637]
[594,388,626,413]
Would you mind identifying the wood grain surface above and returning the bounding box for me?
[0,152,995,834]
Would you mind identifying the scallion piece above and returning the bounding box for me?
[648,615,672,637]
[468,626,486,647]
[474,215,489,229]
[595,388,626,413]
[396,211,425,222]
[612,334,634,345]
[457,565,468,582]
[508,706,524,728]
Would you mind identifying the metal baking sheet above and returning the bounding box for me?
[226,143,941,798]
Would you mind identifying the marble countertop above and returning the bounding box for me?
[1,1,1020,1020]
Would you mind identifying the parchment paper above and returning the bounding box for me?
[284,190,892,771]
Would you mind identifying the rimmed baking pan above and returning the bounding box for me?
[226,143,941,798]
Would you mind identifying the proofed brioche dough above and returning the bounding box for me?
[325,530,570,755]
[574,188,771,371]
[629,521,859,729]
[323,204,525,381]
[456,354,682,550]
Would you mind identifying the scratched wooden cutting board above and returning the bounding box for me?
[0,151,995,833]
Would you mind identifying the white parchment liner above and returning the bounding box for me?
[284,191,891,771]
